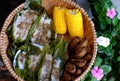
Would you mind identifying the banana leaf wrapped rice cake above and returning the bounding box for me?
[6,0,68,81]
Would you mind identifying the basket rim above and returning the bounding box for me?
[0,0,97,81]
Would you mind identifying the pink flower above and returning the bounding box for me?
[91,66,104,81]
[106,8,116,19]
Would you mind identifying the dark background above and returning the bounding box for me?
[0,0,25,30]
[0,0,25,81]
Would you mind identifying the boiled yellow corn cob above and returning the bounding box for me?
[53,6,67,34]
[66,9,84,39]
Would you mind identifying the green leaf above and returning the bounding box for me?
[94,3,100,13]
[94,57,103,66]
[117,56,120,61]
[104,2,108,8]
[102,7,106,13]
[100,22,107,30]
[26,14,42,41]
[18,44,30,51]
[7,48,14,59]
[98,15,103,22]
[106,17,111,24]
[112,29,117,37]
[105,48,114,56]
[28,0,42,10]
[118,51,120,55]
[53,38,68,60]
[112,17,118,26]
[6,25,13,35]
[108,76,115,81]
[15,68,25,79]
[101,65,112,75]
[91,76,98,81]
[111,39,117,46]
[29,44,42,55]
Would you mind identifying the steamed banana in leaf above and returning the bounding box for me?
[38,54,53,81]
[12,9,39,42]
[13,44,43,81]
[14,50,38,81]
[51,58,61,81]
[28,54,42,72]
[13,50,28,80]
[37,45,52,80]
[12,0,44,43]
[31,10,53,45]
[51,37,68,81]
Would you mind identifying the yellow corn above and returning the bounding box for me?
[53,6,67,34]
[66,9,84,39]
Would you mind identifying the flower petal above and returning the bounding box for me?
[98,68,103,74]
[112,11,116,16]
[106,12,110,17]
[106,8,116,19]
[96,74,104,81]
[94,66,98,71]
[109,14,115,19]
[91,69,97,77]
[111,8,115,12]
[97,36,105,46]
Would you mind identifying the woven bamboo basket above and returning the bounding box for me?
[0,0,97,81]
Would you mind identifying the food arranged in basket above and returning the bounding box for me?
[0,0,97,81]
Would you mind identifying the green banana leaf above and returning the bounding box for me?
[52,36,68,60]
[38,53,53,81]
[26,12,43,42]
[10,0,42,43]
[12,9,39,43]
[30,10,53,45]
[50,37,68,80]
[14,44,43,81]
[27,0,42,11]
[37,44,54,80]
[12,10,23,43]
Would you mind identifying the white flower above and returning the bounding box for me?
[97,36,110,47]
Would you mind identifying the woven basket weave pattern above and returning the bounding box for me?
[0,0,97,81]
